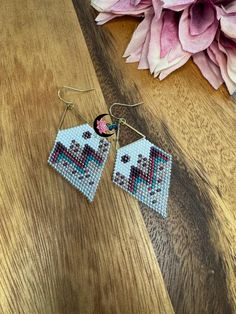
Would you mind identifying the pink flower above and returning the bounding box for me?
[91,0,236,94]
[97,118,109,134]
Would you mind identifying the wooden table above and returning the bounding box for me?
[0,1,235,313]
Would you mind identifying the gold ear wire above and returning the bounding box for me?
[109,102,145,149]
[109,102,143,120]
[57,85,94,130]
[58,86,94,105]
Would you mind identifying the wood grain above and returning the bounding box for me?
[0,1,174,313]
[74,3,236,314]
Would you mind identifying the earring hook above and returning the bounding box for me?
[58,86,94,105]
[109,102,144,120]
[57,85,94,130]
[109,101,145,149]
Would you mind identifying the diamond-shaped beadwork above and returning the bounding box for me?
[48,124,110,202]
[113,138,172,217]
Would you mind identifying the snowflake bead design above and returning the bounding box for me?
[121,154,130,164]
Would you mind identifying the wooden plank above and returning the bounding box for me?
[74,2,236,314]
[0,1,174,313]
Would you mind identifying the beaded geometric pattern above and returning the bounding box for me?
[48,124,110,202]
[113,138,172,217]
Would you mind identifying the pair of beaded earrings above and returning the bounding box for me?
[48,86,172,217]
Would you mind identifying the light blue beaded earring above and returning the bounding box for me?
[110,103,172,218]
[48,86,111,202]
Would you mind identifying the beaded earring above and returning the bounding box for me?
[48,86,111,202]
[110,103,172,217]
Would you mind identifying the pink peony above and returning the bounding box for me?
[91,0,236,95]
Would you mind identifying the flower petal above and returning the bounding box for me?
[95,12,122,24]
[189,0,216,35]
[148,12,191,76]
[92,0,152,21]
[159,55,190,79]
[221,16,236,39]
[109,0,151,14]
[152,0,163,18]
[210,41,236,94]
[160,11,179,58]
[218,33,236,82]
[207,46,218,64]
[147,15,163,73]
[131,0,143,5]
[193,51,223,89]
[124,9,154,63]
[138,30,151,69]
[179,8,218,53]
[91,0,119,11]
[222,1,236,14]
[162,0,195,11]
